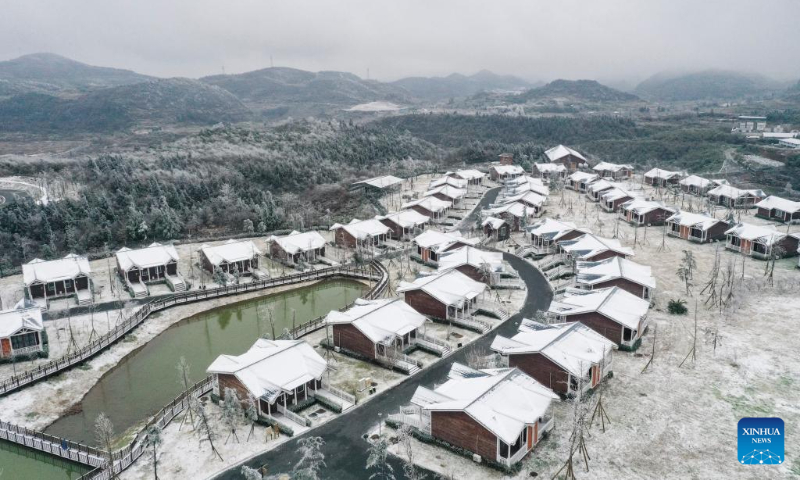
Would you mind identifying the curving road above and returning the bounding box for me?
[213,252,552,480]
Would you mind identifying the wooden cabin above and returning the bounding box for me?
[679,175,728,196]
[643,168,683,187]
[329,219,391,249]
[447,169,486,186]
[532,163,567,181]
[116,243,184,296]
[22,254,92,308]
[397,269,486,321]
[665,212,729,243]
[429,176,468,190]
[755,196,800,224]
[492,320,614,396]
[527,218,588,255]
[483,201,538,231]
[437,246,506,286]
[200,240,262,275]
[423,185,467,208]
[619,199,676,226]
[502,176,550,199]
[499,153,514,165]
[558,234,634,263]
[565,172,598,192]
[268,230,327,265]
[545,145,588,172]
[489,165,525,181]
[402,197,452,223]
[585,179,619,202]
[497,191,546,215]
[600,188,637,213]
[482,216,511,241]
[377,210,430,240]
[351,175,404,194]
[575,256,656,299]
[724,223,800,260]
[411,230,478,264]
[707,185,765,209]
[0,307,44,359]
[592,162,633,180]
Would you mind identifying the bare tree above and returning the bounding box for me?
[676,250,697,295]
[94,413,117,479]
[397,424,426,480]
[145,424,162,480]
[245,395,259,442]
[293,436,326,480]
[366,437,395,480]
[193,400,224,461]
[240,466,263,480]
[176,357,195,430]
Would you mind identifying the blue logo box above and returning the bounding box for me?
[738,417,784,465]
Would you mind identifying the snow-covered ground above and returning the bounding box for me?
[345,101,404,112]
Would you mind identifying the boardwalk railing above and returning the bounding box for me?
[0,262,386,397]
[0,420,107,470]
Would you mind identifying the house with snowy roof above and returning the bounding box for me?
[724,223,800,260]
[679,175,728,196]
[489,165,525,181]
[496,191,547,216]
[620,199,676,226]
[483,201,538,231]
[207,339,328,418]
[397,269,486,322]
[23,254,92,307]
[558,234,634,263]
[565,171,599,193]
[503,176,550,198]
[547,287,650,349]
[0,306,44,359]
[411,230,479,264]
[526,218,589,255]
[430,176,468,190]
[575,256,656,299]
[592,162,633,180]
[376,210,430,240]
[330,218,391,249]
[600,187,639,213]
[351,175,404,193]
[545,145,588,171]
[665,211,730,243]
[424,185,467,208]
[531,163,567,181]
[707,185,766,209]
[402,196,452,222]
[585,179,622,202]
[482,217,511,241]
[447,169,486,185]
[116,243,184,297]
[755,196,800,223]
[643,168,683,187]
[491,320,614,396]
[268,230,327,265]
[437,246,506,286]
[392,362,558,468]
[200,240,262,276]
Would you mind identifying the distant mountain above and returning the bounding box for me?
[513,79,640,103]
[0,78,249,133]
[0,53,153,95]
[635,70,783,101]
[391,70,534,101]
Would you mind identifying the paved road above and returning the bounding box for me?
[454,186,500,234]
[213,252,552,480]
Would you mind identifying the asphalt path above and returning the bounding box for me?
[213,251,552,480]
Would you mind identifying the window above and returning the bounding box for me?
[11,332,39,350]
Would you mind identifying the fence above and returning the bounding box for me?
[0,420,107,470]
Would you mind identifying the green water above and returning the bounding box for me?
[43,279,365,446]
[0,440,90,479]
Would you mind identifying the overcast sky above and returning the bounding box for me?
[1,0,799,83]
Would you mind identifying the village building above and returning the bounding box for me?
[619,199,676,226]
[497,191,547,215]
[531,163,567,181]
[724,223,800,260]
[200,240,262,276]
[268,230,327,265]
[329,218,391,249]
[446,169,486,185]
[0,306,45,359]
[592,162,633,180]
[558,234,634,262]
[565,171,599,192]
[376,210,430,240]
[430,176,468,190]
[402,196,452,222]
[544,145,588,172]
[503,176,550,198]
[547,287,650,348]
[397,269,486,321]
[326,298,444,371]
[679,175,728,196]
[489,165,525,181]
[491,320,614,396]
[665,211,730,243]
[482,216,511,241]
[575,256,656,299]
[707,185,766,209]
[755,196,800,223]
[643,168,683,187]
[23,254,92,308]
[779,138,800,149]
[351,175,404,194]
[483,201,538,231]
[395,362,558,468]
[437,246,506,285]
[115,243,184,297]
[424,185,467,208]
[499,153,514,165]
[527,218,589,255]
[207,339,329,418]
[411,230,479,264]
[585,179,621,202]
[600,187,639,213]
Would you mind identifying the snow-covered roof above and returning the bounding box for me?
[779,138,800,146]
[504,175,545,188]
[567,171,599,183]
[586,179,622,194]
[268,231,327,255]
[412,230,478,252]
[0,307,44,338]
[545,145,587,163]
[644,168,683,180]
[116,243,179,272]
[482,216,508,229]
[505,179,550,198]
[424,185,467,201]
[558,234,634,259]
[22,254,91,286]
[620,199,676,216]
[548,287,649,330]
[593,162,632,173]
[330,218,391,240]
[326,298,427,344]
[601,187,639,203]
[201,240,262,266]
[491,322,614,377]
[483,201,532,219]
[490,165,525,175]
[450,169,486,181]
[526,218,586,241]
[207,339,326,403]
[724,223,790,245]
[665,211,725,231]
[707,185,766,199]
[398,269,486,308]
[376,210,430,229]
[755,196,800,214]
[679,175,728,189]
[430,176,468,189]
[402,196,452,213]
[499,191,547,208]
[533,163,567,173]
[576,256,656,289]
[410,363,557,444]
[437,246,505,274]
[353,175,404,189]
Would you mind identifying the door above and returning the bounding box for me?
[533,422,539,445]
[527,426,533,449]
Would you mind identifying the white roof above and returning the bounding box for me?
[491,165,525,175]
[644,168,683,180]
[505,179,550,198]
[724,223,788,245]
[430,176,468,189]
[207,339,326,402]
[481,216,508,229]
[558,233,634,259]
[411,363,557,444]
[437,246,505,274]
[533,163,566,173]
[526,218,584,241]
[679,175,729,188]
[548,287,649,330]
[116,243,179,272]
[665,211,725,231]
[325,298,427,344]
[500,191,547,208]
[22,254,91,286]
[402,196,452,213]
[330,218,391,240]
[376,210,430,229]
[568,171,599,183]
[545,145,587,163]
[593,162,632,173]
[755,196,800,214]
[0,307,44,337]
[586,179,622,194]
[576,256,656,290]
[620,199,676,216]
[504,175,545,188]
[491,322,614,377]
[451,169,486,181]
[707,185,765,199]
[484,201,532,219]
[268,231,327,255]
[780,138,800,146]
[424,185,467,201]
[412,229,478,252]
[601,187,639,203]
[353,175,404,189]
[201,240,262,266]
[398,269,486,308]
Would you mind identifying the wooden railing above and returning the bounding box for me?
[0,420,107,469]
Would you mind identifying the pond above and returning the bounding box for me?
[0,440,90,479]
[43,279,366,445]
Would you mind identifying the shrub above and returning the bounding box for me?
[315,394,343,414]
[668,299,688,315]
